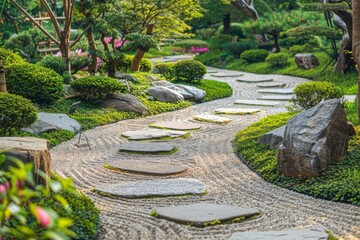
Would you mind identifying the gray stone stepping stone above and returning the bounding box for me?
[34,112,81,132]
[122,129,188,140]
[343,94,356,103]
[229,228,328,240]
[257,88,295,95]
[150,122,202,130]
[211,73,244,77]
[118,142,175,154]
[256,82,286,88]
[95,178,206,198]
[258,95,295,101]
[153,203,260,227]
[106,160,187,175]
[206,70,218,73]
[234,100,281,107]
[214,108,261,115]
[237,78,273,83]
[193,114,232,124]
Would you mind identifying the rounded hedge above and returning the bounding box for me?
[0,48,26,67]
[224,41,258,57]
[7,63,64,104]
[154,62,174,79]
[117,55,152,72]
[292,81,344,109]
[265,53,289,68]
[241,49,269,63]
[71,76,126,101]
[0,93,37,135]
[172,60,207,82]
[38,55,67,75]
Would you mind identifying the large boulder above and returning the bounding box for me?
[147,86,184,102]
[277,99,350,177]
[151,80,172,87]
[102,93,148,115]
[294,54,320,70]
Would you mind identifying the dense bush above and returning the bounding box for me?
[7,63,63,104]
[292,81,344,109]
[172,60,207,82]
[265,53,289,68]
[172,39,209,49]
[289,45,306,56]
[216,23,245,38]
[38,55,68,75]
[224,41,258,57]
[117,55,152,72]
[0,93,37,135]
[194,51,223,66]
[210,34,233,50]
[241,49,269,63]
[0,48,25,66]
[196,28,216,40]
[154,62,174,79]
[71,76,126,101]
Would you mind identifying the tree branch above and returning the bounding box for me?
[70,23,93,48]
[40,0,62,36]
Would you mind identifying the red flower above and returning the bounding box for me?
[35,206,52,228]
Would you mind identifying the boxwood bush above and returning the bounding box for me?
[154,62,174,79]
[172,39,209,49]
[292,81,344,109]
[38,55,68,75]
[265,53,289,68]
[117,55,152,72]
[71,76,127,101]
[0,47,26,66]
[172,60,207,82]
[0,93,37,135]
[7,63,64,104]
[224,41,257,57]
[241,49,269,63]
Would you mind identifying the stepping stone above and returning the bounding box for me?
[256,82,286,88]
[343,94,356,103]
[207,70,218,73]
[118,142,176,154]
[122,129,188,140]
[153,203,260,227]
[214,108,260,115]
[193,114,232,124]
[237,78,273,83]
[150,122,202,131]
[211,74,244,77]
[234,100,281,107]
[229,228,328,240]
[105,160,187,176]
[95,178,206,198]
[257,88,295,95]
[258,95,295,101]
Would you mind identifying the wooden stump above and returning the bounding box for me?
[0,137,51,185]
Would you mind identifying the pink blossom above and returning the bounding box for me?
[75,49,82,55]
[35,206,52,228]
[0,184,6,193]
[55,51,62,57]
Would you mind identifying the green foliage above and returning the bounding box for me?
[292,81,344,109]
[140,97,191,115]
[241,49,269,63]
[210,34,233,50]
[154,62,174,79]
[0,48,26,67]
[194,50,223,66]
[233,112,360,206]
[224,42,258,57]
[173,39,209,49]
[196,28,216,40]
[265,53,289,68]
[172,60,207,82]
[117,55,153,72]
[71,76,126,101]
[287,26,341,39]
[69,51,91,73]
[0,93,37,136]
[38,55,68,75]
[289,45,306,56]
[7,63,64,104]
[216,23,245,38]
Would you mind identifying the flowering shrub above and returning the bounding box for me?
[104,37,127,48]
[190,46,209,54]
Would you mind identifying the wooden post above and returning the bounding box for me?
[0,60,7,93]
[131,24,154,72]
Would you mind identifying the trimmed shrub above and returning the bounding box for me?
[224,41,258,57]
[71,76,126,101]
[7,63,63,104]
[292,81,344,109]
[172,39,209,49]
[289,45,305,56]
[241,49,269,63]
[172,60,207,82]
[196,28,216,40]
[0,93,37,135]
[265,53,289,68]
[0,48,25,66]
[154,62,174,79]
[117,55,152,72]
[216,23,245,38]
[38,55,67,75]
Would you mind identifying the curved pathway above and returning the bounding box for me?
[51,67,360,240]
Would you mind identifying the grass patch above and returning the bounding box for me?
[233,111,360,206]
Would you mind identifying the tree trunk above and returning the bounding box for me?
[60,34,71,73]
[87,27,98,74]
[0,137,52,186]
[0,60,7,93]
[353,0,360,122]
[223,13,231,34]
[131,24,154,72]
[272,33,280,53]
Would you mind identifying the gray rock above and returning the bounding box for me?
[148,75,158,82]
[118,142,175,153]
[106,160,187,175]
[256,82,286,88]
[114,72,137,83]
[147,86,184,102]
[193,114,232,124]
[95,178,206,198]
[258,126,285,149]
[214,108,261,115]
[154,203,260,227]
[122,128,188,140]
[211,74,243,77]
[175,84,206,102]
[229,228,328,240]
[151,80,172,87]
[235,100,281,107]
[294,54,320,70]
[36,112,80,133]
[22,120,60,135]
[102,93,148,115]
[277,99,350,177]
[257,88,295,95]
[237,78,274,83]
[150,122,202,130]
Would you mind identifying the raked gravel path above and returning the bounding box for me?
[51,66,360,240]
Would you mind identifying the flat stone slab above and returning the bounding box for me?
[206,70,218,73]
[211,74,244,77]
[193,114,232,124]
[256,82,286,88]
[150,122,202,130]
[36,112,81,132]
[122,129,188,140]
[257,88,295,95]
[154,203,260,227]
[229,228,328,240]
[237,78,274,83]
[234,100,281,107]
[258,95,296,101]
[214,108,261,115]
[343,94,356,103]
[118,142,175,153]
[95,178,206,198]
[106,160,187,175]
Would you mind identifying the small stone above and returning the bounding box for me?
[95,178,206,198]
[22,121,60,135]
[256,82,286,88]
[154,203,260,227]
[258,95,295,101]
[211,74,244,77]
[151,80,172,87]
[122,129,188,140]
[114,72,137,83]
[147,86,184,103]
[214,108,260,115]
[118,142,175,153]
[234,100,281,107]
[102,94,148,115]
[193,114,232,124]
[237,78,274,83]
[150,122,202,130]
[294,54,320,70]
[229,228,328,240]
[257,88,295,95]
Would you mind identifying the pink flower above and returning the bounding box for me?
[35,206,52,228]
[0,184,6,193]
[75,49,82,55]
[55,51,62,57]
